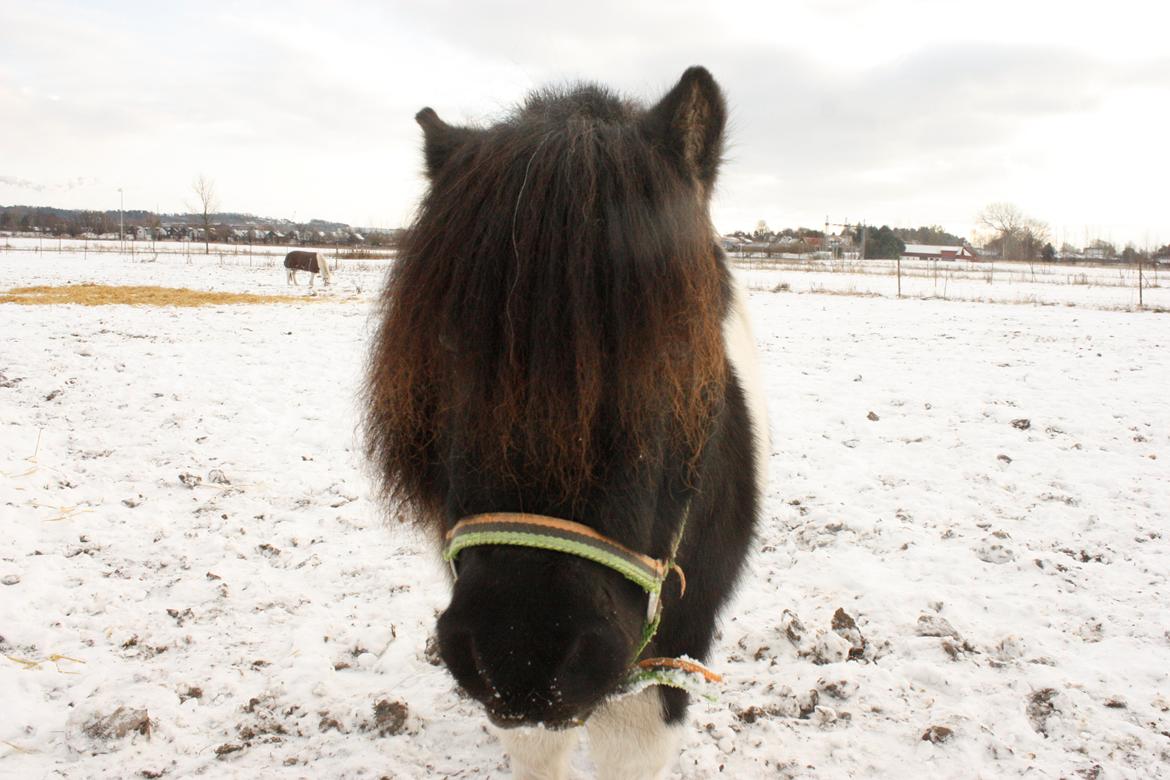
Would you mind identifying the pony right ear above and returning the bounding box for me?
[416,107,471,179]
[643,67,727,188]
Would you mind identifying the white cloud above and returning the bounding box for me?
[1,1,1167,244]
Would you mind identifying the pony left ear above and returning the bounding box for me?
[644,66,727,187]
[416,107,472,179]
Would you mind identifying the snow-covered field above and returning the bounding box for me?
[2,252,1169,778]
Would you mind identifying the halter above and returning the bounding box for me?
[441,506,722,694]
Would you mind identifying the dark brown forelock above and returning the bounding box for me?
[364,85,728,529]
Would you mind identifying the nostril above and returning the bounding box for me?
[438,629,493,699]
[554,625,626,701]
[469,638,494,692]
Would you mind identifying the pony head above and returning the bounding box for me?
[366,67,729,727]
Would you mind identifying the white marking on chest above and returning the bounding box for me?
[722,275,770,498]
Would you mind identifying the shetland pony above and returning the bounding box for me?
[283,250,332,287]
[364,67,767,779]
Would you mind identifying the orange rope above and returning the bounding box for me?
[636,656,722,683]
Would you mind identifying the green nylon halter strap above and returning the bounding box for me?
[442,507,692,664]
[441,507,714,698]
[443,513,669,595]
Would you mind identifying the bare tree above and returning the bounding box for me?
[977,203,1049,260]
[978,202,1025,235]
[190,174,219,254]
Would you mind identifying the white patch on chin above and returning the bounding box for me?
[491,688,681,779]
[493,723,579,780]
[585,688,681,780]
[723,275,770,499]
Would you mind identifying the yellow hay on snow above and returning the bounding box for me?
[0,284,307,307]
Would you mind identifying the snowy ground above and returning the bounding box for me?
[2,252,1169,778]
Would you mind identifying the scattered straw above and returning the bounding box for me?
[0,429,42,479]
[0,284,308,307]
[5,653,86,673]
[29,500,94,521]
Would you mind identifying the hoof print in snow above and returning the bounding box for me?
[830,608,866,661]
[941,640,967,660]
[735,705,772,724]
[178,472,202,488]
[1027,688,1058,736]
[975,541,1015,564]
[866,411,879,421]
[812,705,845,727]
[178,686,203,703]
[779,609,806,645]
[207,468,230,484]
[1,574,19,586]
[83,706,153,741]
[922,725,954,743]
[365,699,409,737]
[1076,619,1104,643]
[423,635,443,666]
[166,608,193,626]
[318,715,346,733]
[991,635,1026,665]
[809,631,851,665]
[915,614,961,639]
[215,743,245,760]
[782,609,867,664]
[816,678,857,701]
[997,454,1012,463]
[736,686,823,723]
[797,689,820,719]
[1010,418,1031,430]
[45,388,63,401]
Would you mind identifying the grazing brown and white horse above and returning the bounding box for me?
[283,250,333,287]
[364,67,767,779]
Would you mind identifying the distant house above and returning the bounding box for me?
[902,243,979,261]
[720,235,750,251]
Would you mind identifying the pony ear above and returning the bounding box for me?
[416,107,470,179]
[643,67,726,187]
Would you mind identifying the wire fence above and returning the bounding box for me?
[0,236,398,275]
[729,251,1165,310]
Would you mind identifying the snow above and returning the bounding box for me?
[2,251,1169,778]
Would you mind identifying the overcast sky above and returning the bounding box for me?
[2,1,1167,246]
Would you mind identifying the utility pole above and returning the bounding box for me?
[825,218,868,260]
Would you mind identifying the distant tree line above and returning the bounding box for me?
[0,204,401,248]
[733,205,1165,264]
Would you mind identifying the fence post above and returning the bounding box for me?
[896,255,902,298]
[1138,260,1144,309]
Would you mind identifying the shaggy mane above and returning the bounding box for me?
[364,84,729,529]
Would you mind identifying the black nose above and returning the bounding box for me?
[437,612,629,726]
